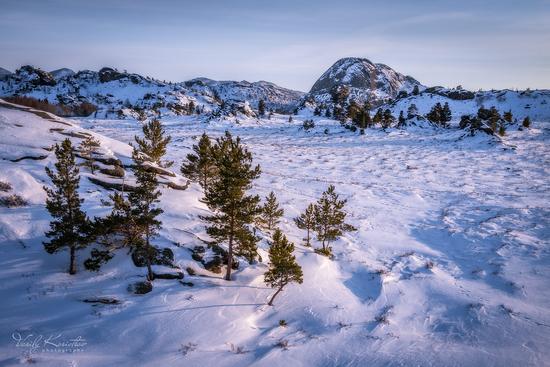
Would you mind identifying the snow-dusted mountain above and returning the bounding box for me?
[306,57,424,107]
[0,66,304,119]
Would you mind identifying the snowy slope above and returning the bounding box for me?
[0,101,548,366]
[386,88,550,122]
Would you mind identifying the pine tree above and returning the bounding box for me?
[102,191,142,249]
[522,116,531,128]
[43,139,90,275]
[412,85,420,96]
[398,110,406,127]
[258,99,266,117]
[407,104,418,119]
[288,115,293,123]
[78,135,100,174]
[180,133,217,192]
[188,100,196,115]
[382,109,394,129]
[201,131,262,280]
[128,148,163,281]
[313,185,356,255]
[347,101,361,122]
[264,229,303,306]
[293,203,315,246]
[427,103,443,124]
[498,123,506,136]
[259,191,284,230]
[442,102,452,125]
[503,110,513,123]
[134,119,172,167]
[373,108,383,124]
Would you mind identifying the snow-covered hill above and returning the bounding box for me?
[306,57,424,107]
[0,97,549,366]
[385,87,550,122]
[0,66,304,120]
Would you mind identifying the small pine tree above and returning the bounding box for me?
[134,119,172,167]
[498,124,506,136]
[522,116,531,128]
[44,139,90,275]
[294,203,315,246]
[442,102,452,124]
[201,131,262,280]
[313,185,356,255]
[382,109,394,129]
[188,100,196,115]
[258,99,266,117]
[288,115,293,123]
[398,110,406,127]
[128,148,163,281]
[503,110,513,123]
[373,108,383,124]
[259,191,284,230]
[407,104,418,119]
[78,135,100,174]
[181,133,217,192]
[264,229,303,306]
[412,85,420,96]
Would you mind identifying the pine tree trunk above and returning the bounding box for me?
[225,233,233,281]
[306,227,310,246]
[147,261,154,281]
[268,285,284,306]
[69,245,77,275]
[145,227,154,281]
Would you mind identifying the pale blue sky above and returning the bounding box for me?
[1,0,549,91]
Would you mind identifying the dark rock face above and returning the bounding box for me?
[98,67,142,84]
[98,67,125,83]
[153,272,184,280]
[16,65,56,86]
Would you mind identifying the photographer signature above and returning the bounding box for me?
[12,332,87,353]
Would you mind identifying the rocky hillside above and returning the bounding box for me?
[0,66,304,120]
[186,78,304,113]
[305,57,424,108]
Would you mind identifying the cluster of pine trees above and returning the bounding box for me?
[180,131,306,304]
[459,106,529,136]
[294,185,356,257]
[426,102,452,126]
[44,122,353,305]
[43,119,170,283]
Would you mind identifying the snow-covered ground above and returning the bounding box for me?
[0,106,549,366]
